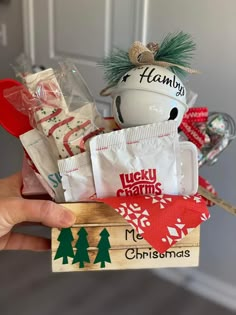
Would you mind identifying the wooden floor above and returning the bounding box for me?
[0,247,234,315]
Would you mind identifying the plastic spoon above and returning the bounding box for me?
[0,78,32,137]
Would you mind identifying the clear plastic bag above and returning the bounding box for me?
[4,60,109,159]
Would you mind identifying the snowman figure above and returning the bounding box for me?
[100,32,197,128]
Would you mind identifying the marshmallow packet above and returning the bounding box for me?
[58,152,96,202]
[90,121,198,198]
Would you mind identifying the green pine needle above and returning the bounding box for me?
[100,31,196,86]
[155,31,196,78]
[99,49,135,87]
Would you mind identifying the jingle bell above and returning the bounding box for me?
[111,65,188,128]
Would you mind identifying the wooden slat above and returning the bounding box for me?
[52,246,199,272]
[198,186,236,215]
[51,226,200,251]
[60,202,125,224]
[52,202,200,272]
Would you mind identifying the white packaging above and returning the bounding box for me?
[90,121,198,198]
[33,102,105,158]
[25,68,108,159]
[58,152,96,202]
[20,129,65,202]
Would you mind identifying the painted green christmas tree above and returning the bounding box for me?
[94,228,111,268]
[72,227,90,268]
[54,227,74,264]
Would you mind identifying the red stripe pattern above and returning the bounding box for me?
[63,120,91,156]
[180,107,208,149]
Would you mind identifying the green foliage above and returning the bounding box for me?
[54,228,74,264]
[100,31,196,86]
[99,49,135,87]
[72,227,90,268]
[155,31,196,78]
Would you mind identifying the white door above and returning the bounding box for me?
[22,0,148,117]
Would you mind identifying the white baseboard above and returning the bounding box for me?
[152,268,236,312]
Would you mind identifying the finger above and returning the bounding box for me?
[1,197,76,229]
[0,232,50,251]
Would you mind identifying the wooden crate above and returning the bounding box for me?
[52,202,200,272]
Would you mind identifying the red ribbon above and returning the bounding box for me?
[180,107,208,149]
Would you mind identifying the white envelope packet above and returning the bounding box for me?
[90,121,198,198]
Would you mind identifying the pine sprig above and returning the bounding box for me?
[100,31,196,86]
[99,49,135,87]
[155,31,196,78]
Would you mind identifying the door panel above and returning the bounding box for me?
[54,0,107,60]
[23,0,147,116]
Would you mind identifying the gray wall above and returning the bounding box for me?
[0,0,23,177]
[0,0,24,79]
[146,0,236,287]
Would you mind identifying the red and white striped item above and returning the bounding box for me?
[25,68,107,158]
[34,103,106,158]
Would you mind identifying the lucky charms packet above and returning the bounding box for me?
[89,121,198,198]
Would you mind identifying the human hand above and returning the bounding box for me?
[0,172,76,251]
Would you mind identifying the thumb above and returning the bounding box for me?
[0,197,76,230]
